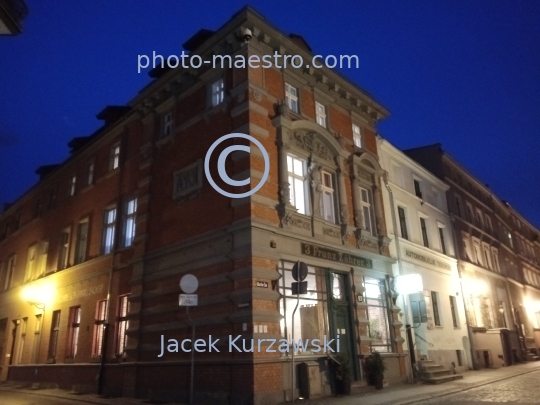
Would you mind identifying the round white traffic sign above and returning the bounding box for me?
[179,274,198,294]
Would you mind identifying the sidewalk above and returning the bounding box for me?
[301,361,540,405]
[1,361,540,405]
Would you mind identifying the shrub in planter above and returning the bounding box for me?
[330,352,353,395]
[364,351,386,390]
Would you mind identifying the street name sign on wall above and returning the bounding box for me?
[179,294,198,306]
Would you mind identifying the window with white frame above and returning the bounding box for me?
[360,187,375,235]
[449,295,460,328]
[58,227,70,270]
[31,314,42,363]
[352,124,362,148]
[287,155,309,215]
[413,178,423,199]
[420,217,429,248]
[431,291,441,326]
[315,102,326,127]
[397,206,409,240]
[454,195,462,217]
[92,300,107,358]
[438,224,447,255]
[482,243,492,269]
[162,111,173,136]
[110,144,120,171]
[16,317,27,364]
[48,310,61,360]
[462,233,474,262]
[476,208,484,228]
[484,214,492,233]
[211,78,224,107]
[4,255,16,290]
[285,83,298,113]
[473,239,483,266]
[123,198,137,247]
[494,247,503,270]
[320,171,335,223]
[25,244,37,282]
[102,208,117,254]
[38,240,48,277]
[465,203,473,223]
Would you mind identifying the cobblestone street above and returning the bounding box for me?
[416,369,540,404]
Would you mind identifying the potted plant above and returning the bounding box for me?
[331,352,352,395]
[364,351,386,390]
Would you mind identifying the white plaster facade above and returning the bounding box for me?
[377,138,471,375]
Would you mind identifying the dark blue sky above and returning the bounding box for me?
[1,1,539,227]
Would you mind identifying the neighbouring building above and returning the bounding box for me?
[0,7,409,404]
[378,138,469,380]
[0,0,28,35]
[405,144,540,369]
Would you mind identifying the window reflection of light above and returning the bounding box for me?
[365,282,381,299]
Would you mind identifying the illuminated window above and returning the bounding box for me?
[102,208,117,254]
[116,295,130,357]
[92,300,107,358]
[31,314,42,363]
[123,198,137,247]
[287,155,309,215]
[315,102,326,127]
[57,227,70,270]
[360,187,375,235]
[364,277,391,352]
[352,124,362,148]
[110,144,121,171]
[16,317,28,364]
[320,171,335,223]
[66,306,81,358]
[48,310,61,360]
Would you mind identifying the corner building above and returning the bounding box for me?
[0,7,407,404]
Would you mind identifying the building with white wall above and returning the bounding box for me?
[378,138,470,379]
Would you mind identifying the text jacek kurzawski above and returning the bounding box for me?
[157,334,340,357]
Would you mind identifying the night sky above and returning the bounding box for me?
[1,1,539,227]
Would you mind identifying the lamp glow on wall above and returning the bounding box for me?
[20,281,55,308]
[395,274,423,295]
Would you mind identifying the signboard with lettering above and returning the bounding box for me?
[301,243,372,269]
[256,281,268,288]
[404,249,451,270]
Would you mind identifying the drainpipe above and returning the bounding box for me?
[382,173,414,383]
[448,212,478,370]
[98,125,129,394]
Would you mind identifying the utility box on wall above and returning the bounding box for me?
[298,361,322,399]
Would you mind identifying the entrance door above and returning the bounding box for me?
[327,271,357,378]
